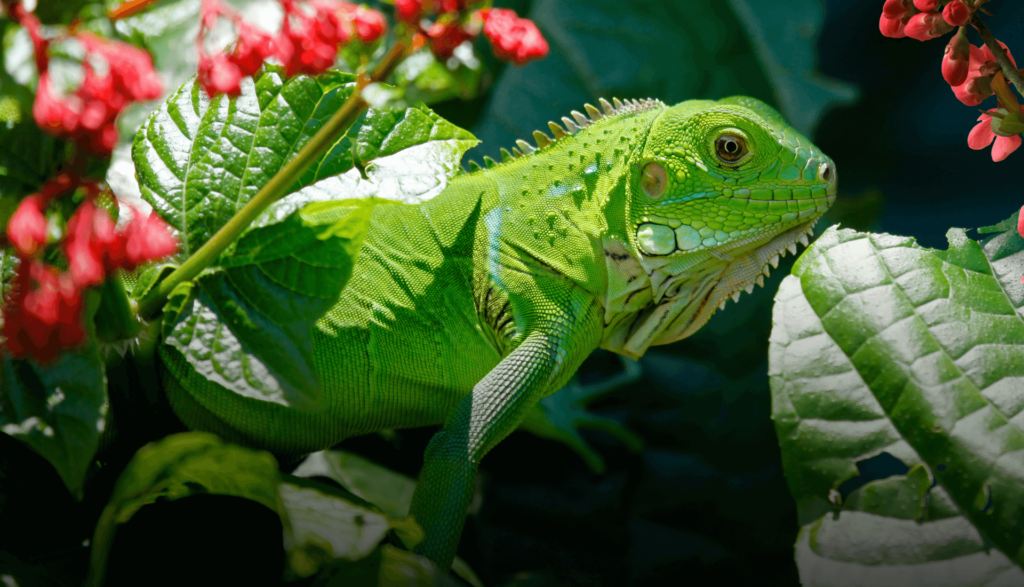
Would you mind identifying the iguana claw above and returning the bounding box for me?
[519,356,644,473]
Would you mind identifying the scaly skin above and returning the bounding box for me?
[160,95,837,568]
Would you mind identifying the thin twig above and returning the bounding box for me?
[108,0,165,20]
[136,40,409,319]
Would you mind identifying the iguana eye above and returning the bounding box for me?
[715,135,748,163]
[641,162,667,198]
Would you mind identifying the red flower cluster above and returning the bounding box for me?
[395,0,548,64]
[3,260,85,362]
[480,8,549,66]
[3,175,179,361]
[878,0,1022,162]
[16,3,163,155]
[196,0,388,97]
[951,41,1017,106]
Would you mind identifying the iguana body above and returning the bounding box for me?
[160,96,837,567]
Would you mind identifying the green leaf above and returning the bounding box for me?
[0,347,107,499]
[470,0,855,160]
[769,221,1024,579]
[293,450,418,519]
[87,432,281,586]
[162,199,376,408]
[278,476,422,579]
[133,65,476,257]
[32,0,97,24]
[132,67,360,256]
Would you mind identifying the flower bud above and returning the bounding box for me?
[8,195,48,256]
[955,74,993,105]
[913,0,939,11]
[905,11,953,41]
[942,0,971,26]
[882,0,913,19]
[879,14,908,38]
[942,27,970,85]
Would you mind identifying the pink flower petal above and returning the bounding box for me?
[968,116,995,149]
[992,134,1022,162]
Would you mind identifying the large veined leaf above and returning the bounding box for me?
[769,218,1024,583]
[162,199,376,408]
[469,0,855,161]
[137,66,476,406]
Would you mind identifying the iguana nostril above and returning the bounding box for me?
[819,162,834,184]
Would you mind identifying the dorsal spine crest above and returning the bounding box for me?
[463,97,665,172]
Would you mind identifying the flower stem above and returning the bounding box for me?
[108,0,165,20]
[971,14,1024,96]
[136,40,409,320]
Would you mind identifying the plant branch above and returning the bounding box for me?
[971,14,1024,96]
[108,0,165,20]
[136,40,409,319]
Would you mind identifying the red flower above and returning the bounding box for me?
[350,5,387,43]
[231,21,276,76]
[968,110,1022,162]
[425,21,472,60]
[952,42,1017,106]
[8,196,49,257]
[276,0,350,77]
[394,0,423,24]
[2,259,85,362]
[122,208,179,268]
[912,0,939,11]
[481,8,549,66]
[942,0,971,26]
[30,34,162,154]
[198,52,244,97]
[1018,204,1024,239]
[904,11,953,41]
[941,27,970,86]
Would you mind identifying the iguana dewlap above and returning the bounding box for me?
[160,95,836,567]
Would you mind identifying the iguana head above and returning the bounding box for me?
[603,96,837,358]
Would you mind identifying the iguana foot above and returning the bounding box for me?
[519,356,644,473]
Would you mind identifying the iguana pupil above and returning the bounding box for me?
[715,135,746,162]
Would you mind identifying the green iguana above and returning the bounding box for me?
[158,95,837,568]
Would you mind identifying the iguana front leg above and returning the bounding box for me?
[409,286,603,569]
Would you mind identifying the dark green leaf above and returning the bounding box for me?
[32,0,97,24]
[770,222,1024,579]
[470,0,855,161]
[0,347,107,499]
[87,432,280,586]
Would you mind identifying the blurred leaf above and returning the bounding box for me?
[725,0,858,137]
[32,0,98,24]
[0,346,107,499]
[87,432,280,586]
[394,51,484,106]
[769,219,1024,579]
[311,545,462,587]
[293,450,418,518]
[278,476,422,579]
[471,0,855,160]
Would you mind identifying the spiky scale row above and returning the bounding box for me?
[464,97,665,170]
[715,220,820,312]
